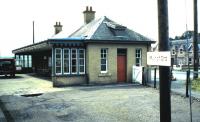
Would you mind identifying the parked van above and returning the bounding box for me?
[0,58,15,77]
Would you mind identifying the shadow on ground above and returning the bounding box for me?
[26,73,52,81]
[72,83,147,92]
[0,75,24,79]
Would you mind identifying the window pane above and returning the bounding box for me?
[79,50,84,54]
[80,66,84,72]
[80,59,84,65]
[101,59,106,65]
[72,60,76,65]
[72,49,76,58]
[56,67,61,73]
[101,65,106,71]
[79,53,84,58]
[72,66,76,72]
[29,55,32,67]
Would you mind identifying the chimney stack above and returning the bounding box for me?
[54,22,62,34]
[83,6,95,24]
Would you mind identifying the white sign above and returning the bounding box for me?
[147,51,171,66]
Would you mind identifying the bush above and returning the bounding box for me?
[192,78,200,91]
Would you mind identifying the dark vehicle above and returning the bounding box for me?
[0,58,15,77]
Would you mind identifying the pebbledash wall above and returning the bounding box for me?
[53,43,148,86]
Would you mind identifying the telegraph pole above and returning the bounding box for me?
[33,21,35,44]
[157,0,171,122]
[193,0,198,79]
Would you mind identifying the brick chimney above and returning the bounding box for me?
[83,6,95,24]
[54,22,62,34]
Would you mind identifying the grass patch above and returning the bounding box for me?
[192,78,200,91]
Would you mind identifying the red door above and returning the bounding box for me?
[117,55,126,82]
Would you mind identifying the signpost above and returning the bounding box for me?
[147,51,171,66]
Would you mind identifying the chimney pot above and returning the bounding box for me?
[54,22,62,34]
[83,6,95,24]
[86,6,89,11]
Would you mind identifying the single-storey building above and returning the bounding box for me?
[13,6,155,86]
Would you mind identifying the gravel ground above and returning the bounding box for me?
[0,85,200,122]
[0,74,200,122]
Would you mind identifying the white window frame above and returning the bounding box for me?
[100,48,108,73]
[135,49,142,66]
[63,48,70,74]
[78,49,85,74]
[55,48,62,75]
[71,48,77,74]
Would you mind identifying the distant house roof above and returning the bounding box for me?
[188,44,200,52]
[51,16,154,43]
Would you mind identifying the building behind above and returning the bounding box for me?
[170,31,200,67]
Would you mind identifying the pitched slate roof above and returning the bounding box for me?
[52,16,153,43]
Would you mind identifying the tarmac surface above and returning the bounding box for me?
[0,74,200,122]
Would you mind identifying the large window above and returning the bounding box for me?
[54,48,85,75]
[63,49,70,74]
[79,49,85,74]
[135,49,142,66]
[71,49,77,74]
[15,55,32,68]
[55,48,62,75]
[101,48,108,73]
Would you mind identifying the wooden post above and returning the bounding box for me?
[193,0,199,79]
[157,0,171,121]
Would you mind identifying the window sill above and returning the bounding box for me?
[54,74,86,77]
[98,72,112,77]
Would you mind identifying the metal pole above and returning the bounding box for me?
[186,70,189,97]
[157,0,171,122]
[33,21,35,44]
[189,74,193,122]
[193,0,198,79]
[142,67,145,85]
[154,68,157,88]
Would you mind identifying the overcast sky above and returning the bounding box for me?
[0,0,198,56]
